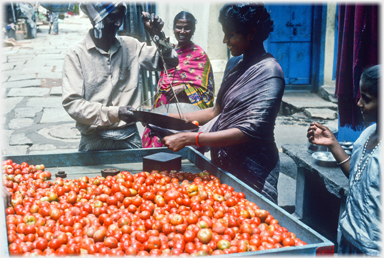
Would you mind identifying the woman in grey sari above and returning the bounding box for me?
[163,3,285,203]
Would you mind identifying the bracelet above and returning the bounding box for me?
[337,156,351,166]
[196,132,203,147]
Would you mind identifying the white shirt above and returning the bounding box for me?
[62,30,178,134]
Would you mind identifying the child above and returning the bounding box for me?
[307,64,381,255]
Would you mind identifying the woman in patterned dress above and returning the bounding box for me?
[142,11,215,148]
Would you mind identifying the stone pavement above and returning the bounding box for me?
[1,15,340,212]
[2,15,92,155]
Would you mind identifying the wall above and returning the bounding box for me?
[157,3,228,96]
[323,3,337,87]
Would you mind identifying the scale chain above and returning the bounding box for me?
[136,32,186,122]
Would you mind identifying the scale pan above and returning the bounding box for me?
[133,110,198,130]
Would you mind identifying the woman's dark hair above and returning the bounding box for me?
[218,3,274,42]
[173,11,197,34]
[361,64,381,98]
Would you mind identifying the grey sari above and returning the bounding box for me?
[210,53,285,203]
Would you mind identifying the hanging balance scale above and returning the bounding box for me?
[131,25,199,137]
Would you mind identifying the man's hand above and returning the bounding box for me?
[141,12,164,37]
[118,106,137,124]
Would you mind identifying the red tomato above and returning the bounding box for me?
[191,121,199,126]
[283,237,296,247]
[135,231,149,243]
[197,228,213,244]
[104,236,118,248]
[147,236,161,250]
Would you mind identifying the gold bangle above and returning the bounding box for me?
[337,156,351,166]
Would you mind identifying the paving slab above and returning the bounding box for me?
[2,69,30,77]
[23,59,50,67]
[2,75,9,83]
[37,72,63,79]
[49,124,81,140]
[54,66,63,73]
[8,118,34,130]
[34,54,65,60]
[1,130,14,148]
[4,97,24,114]
[2,63,15,71]
[282,92,338,110]
[41,78,62,88]
[17,66,54,74]
[26,59,64,67]
[7,87,50,97]
[304,108,338,120]
[2,49,19,55]
[29,148,79,155]
[2,79,42,88]
[279,152,297,179]
[275,118,310,151]
[37,124,81,142]
[9,133,33,145]
[38,50,63,54]
[7,55,36,62]
[40,107,74,123]
[2,60,26,67]
[8,73,37,82]
[277,172,296,212]
[26,97,62,108]
[3,145,29,155]
[1,86,6,97]
[50,87,62,96]
[29,144,57,152]
[14,107,43,118]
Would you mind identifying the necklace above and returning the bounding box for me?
[355,133,381,180]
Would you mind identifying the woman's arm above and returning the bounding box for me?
[163,128,251,152]
[307,122,350,177]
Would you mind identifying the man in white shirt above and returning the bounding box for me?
[62,3,178,151]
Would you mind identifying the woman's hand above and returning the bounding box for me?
[163,132,194,152]
[308,122,351,177]
[307,122,336,147]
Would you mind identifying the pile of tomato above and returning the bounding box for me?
[3,159,307,256]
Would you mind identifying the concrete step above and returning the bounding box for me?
[318,84,338,103]
[280,92,338,121]
[303,108,338,120]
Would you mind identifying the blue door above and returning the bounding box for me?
[264,4,314,90]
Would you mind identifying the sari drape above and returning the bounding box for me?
[210,53,285,203]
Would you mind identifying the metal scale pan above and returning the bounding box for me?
[133,109,198,131]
